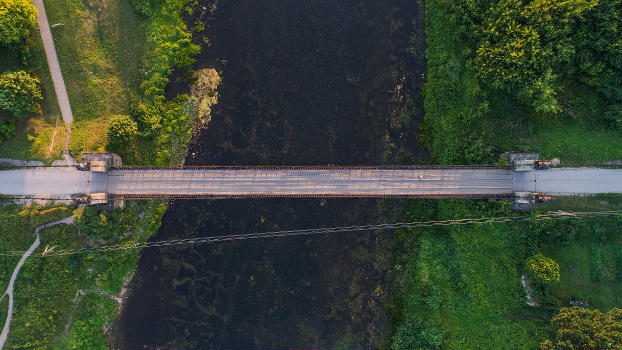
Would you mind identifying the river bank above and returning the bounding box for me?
[114,0,426,348]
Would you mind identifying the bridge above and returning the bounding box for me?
[1,163,620,202]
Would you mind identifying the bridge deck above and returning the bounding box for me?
[1,166,619,199]
[107,168,514,198]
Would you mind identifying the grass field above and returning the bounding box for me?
[42,0,146,155]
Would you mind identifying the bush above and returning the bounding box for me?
[107,114,138,143]
[130,0,163,17]
[74,207,121,241]
[391,315,442,350]
[0,70,42,116]
[526,253,560,284]
[0,0,38,44]
[0,119,15,142]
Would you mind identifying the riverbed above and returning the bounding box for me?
[114,0,426,348]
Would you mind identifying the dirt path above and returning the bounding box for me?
[33,0,73,124]
[0,216,74,349]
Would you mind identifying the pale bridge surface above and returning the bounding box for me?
[108,167,513,198]
[0,166,620,199]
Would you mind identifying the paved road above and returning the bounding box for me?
[1,167,619,199]
[33,0,73,123]
[0,167,106,198]
[513,168,622,195]
[0,216,73,349]
[107,168,515,197]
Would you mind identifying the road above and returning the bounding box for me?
[513,168,622,195]
[0,166,620,199]
[33,0,73,124]
[0,167,106,198]
[0,216,73,349]
[107,168,514,197]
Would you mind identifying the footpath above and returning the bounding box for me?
[32,0,74,160]
[0,216,74,349]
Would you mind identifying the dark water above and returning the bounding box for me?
[114,0,425,348]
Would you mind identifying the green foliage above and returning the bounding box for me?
[0,0,37,44]
[391,315,442,350]
[0,70,41,116]
[590,242,619,283]
[571,0,622,129]
[465,0,596,115]
[67,293,116,349]
[130,0,162,17]
[0,118,15,142]
[74,207,122,241]
[140,0,200,103]
[391,199,546,350]
[526,253,560,284]
[123,0,202,165]
[423,0,622,166]
[541,307,622,350]
[107,114,138,143]
[1,201,166,348]
[421,1,495,164]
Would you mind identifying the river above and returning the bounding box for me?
[114,0,426,348]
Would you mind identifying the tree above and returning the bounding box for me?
[74,207,121,241]
[107,114,137,143]
[0,70,42,116]
[541,307,622,350]
[526,253,560,284]
[0,0,38,44]
[474,0,595,114]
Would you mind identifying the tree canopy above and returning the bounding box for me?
[474,0,595,114]
[0,0,38,45]
[541,307,622,350]
[107,114,138,143]
[0,70,42,116]
[74,207,121,241]
[526,253,560,284]
[447,0,621,122]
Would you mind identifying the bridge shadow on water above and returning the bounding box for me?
[114,0,426,348]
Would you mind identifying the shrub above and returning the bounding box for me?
[0,70,42,116]
[107,114,138,143]
[391,315,442,350]
[526,253,560,284]
[130,0,163,17]
[74,207,121,241]
[0,119,15,142]
[0,0,38,44]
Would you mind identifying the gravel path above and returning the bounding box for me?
[0,216,74,349]
[33,0,73,124]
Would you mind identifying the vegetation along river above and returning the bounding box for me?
[114,0,426,347]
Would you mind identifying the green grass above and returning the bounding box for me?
[540,214,622,311]
[44,0,145,121]
[39,0,146,157]
[392,200,549,349]
[520,126,622,166]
